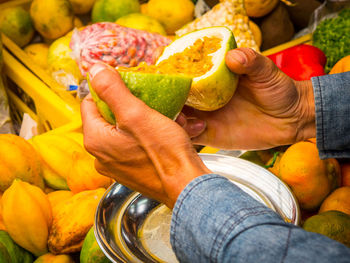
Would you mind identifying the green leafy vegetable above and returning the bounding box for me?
[312,8,350,73]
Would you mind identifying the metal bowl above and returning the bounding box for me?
[95,153,300,263]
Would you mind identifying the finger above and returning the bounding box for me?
[81,94,109,130]
[89,63,146,120]
[184,118,206,138]
[81,94,112,153]
[225,48,277,80]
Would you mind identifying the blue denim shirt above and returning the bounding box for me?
[170,72,350,262]
[312,71,350,159]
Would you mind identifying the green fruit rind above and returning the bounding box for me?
[80,227,110,263]
[157,26,238,111]
[92,0,140,23]
[88,72,192,124]
[0,230,34,263]
[303,210,350,247]
[0,7,34,47]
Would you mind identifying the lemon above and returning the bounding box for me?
[146,0,195,35]
[92,0,140,23]
[116,13,166,35]
[303,210,350,247]
[30,0,74,39]
[24,43,50,69]
[157,27,238,111]
[0,7,34,47]
[70,0,96,15]
[47,35,82,83]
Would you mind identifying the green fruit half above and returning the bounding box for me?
[157,26,238,111]
[88,71,192,124]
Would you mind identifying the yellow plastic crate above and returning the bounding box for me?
[3,48,81,132]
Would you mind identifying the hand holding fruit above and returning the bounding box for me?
[81,63,211,208]
[179,47,316,150]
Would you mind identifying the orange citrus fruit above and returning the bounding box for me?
[279,141,341,210]
[319,186,350,215]
[303,210,350,247]
[341,161,350,187]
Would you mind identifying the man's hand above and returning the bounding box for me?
[81,63,211,208]
[178,48,316,150]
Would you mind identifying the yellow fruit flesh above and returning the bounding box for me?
[118,36,221,77]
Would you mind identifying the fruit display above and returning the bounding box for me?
[0,0,350,261]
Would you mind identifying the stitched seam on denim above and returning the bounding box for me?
[318,77,326,151]
[211,208,269,262]
[281,228,292,263]
[172,175,225,256]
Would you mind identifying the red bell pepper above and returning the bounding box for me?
[267,44,327,81]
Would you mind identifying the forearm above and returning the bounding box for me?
[170,174,350,263]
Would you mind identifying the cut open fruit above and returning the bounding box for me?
[157,26,238,111]
[88,72,192,124]
[89,27,237,124]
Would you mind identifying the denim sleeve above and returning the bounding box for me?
[170,174,350,263]
[312,71,350,159]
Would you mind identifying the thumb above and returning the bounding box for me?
[225,48,278,80]
[89,63,146,121]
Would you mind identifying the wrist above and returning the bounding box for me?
[295,80,316,142]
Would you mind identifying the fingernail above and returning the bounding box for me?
[232,50,247,65]
[190,120,206,132]
[89,63,108,79]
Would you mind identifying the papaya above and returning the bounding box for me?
[0,193,6,231]
[0,134,44,191]
[30,133,86,181]
[2,180,52,256]
[80,227,110,263]
[47,190,74,218]
[0,230,34,263]
[67,152,113,193]
[48,188,106,254]
[34,253,74,263]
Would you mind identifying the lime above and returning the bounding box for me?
[92,0,140,23]
[157,26,238,111]
[303,210,350,247]
[0,7,34,47]
[30,0,74,39]
[116,13,166,35]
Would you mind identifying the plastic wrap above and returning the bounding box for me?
[309,0,350,32]
[70,22,172,77]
